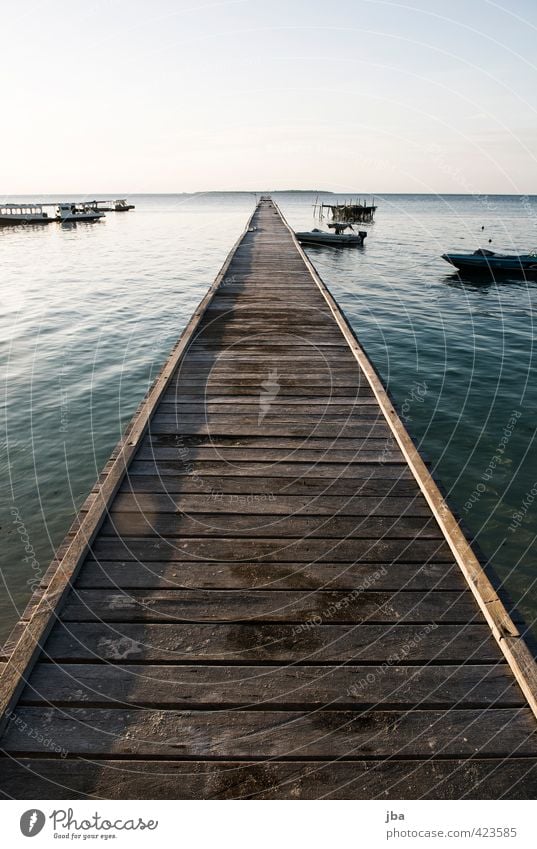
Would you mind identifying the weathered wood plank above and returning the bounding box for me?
[60,588,479,624]
[121,474,422,497]
[89,535,455,563]
[41,622,505,664]
[129,459,410,478]
[136,447,404,464]
[152,413,385,425]
[110,493,431,517]
[142,434,395,449]
[4,707,536,757]
[158,403,381,415]
[163,395,378,405]
[76,559,467,591]
[22,663,523,708]
[147,422,394,437]
[168,385,375,395]
[1,757,535,800]
[100,512,443,540]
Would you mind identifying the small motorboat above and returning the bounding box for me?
[113,199,135,211]
[442,248,537,278]
[295,222,367,247]
[56,203,105,223]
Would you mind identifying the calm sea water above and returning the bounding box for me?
[1,192,536,644]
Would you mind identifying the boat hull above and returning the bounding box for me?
[57,214,104,223]
[442,253,537,279]
[296,231,366,247]
[0,215,53,226]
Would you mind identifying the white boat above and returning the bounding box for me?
[295,223,367,247]
[0,204,54,226]
[56,203,105,223]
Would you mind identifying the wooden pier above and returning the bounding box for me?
[1,197,536,799]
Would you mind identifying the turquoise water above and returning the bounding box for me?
[1,193,536,644]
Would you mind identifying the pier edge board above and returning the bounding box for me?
[273,200,537,719]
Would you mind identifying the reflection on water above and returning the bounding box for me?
[1,192,536,643]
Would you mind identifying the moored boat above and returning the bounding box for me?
[56,203,105,223]
[86,198,135,212]
[113,199,135,211]
[295,223,367,247]
[0,204,54,226]
[442,248,537,278]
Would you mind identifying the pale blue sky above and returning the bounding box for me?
[2,0,537,193]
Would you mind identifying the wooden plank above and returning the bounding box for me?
[1,757,535,800]
[167,385,374,396]
[152,413,385,424]
[60,588,479,624]
[147,423,394,437]
[162,396,379,405]
[42,621,505,664]
[22,663,524,708]
[3,707,536,757]
[181,357,361,366]
[100,512,443,540]
[129,460,409,478]
[110,493,431,517]
[172,371,369,379]
[89,536,455,563]
[158,403,381,415]
[76,559,468,591]
[121,474,422,497]
[141,434,397,450]
[168,373,371,382]
[135,447,403,463]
